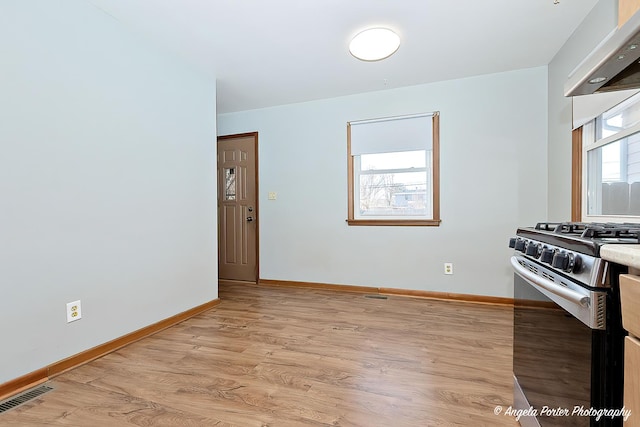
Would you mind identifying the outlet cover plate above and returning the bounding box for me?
[444,263,453,275]
[66,300,82,323]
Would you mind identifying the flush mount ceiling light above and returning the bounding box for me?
[349,28,400,61]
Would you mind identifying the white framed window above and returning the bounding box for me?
[347,112,440,226]
[582,93,640,220]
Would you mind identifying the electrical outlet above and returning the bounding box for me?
[268,191,277,200]
[66,300,82,323]
[444,263,453,275]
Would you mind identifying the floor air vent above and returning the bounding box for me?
[0,384,54,414]
[364,295,388,299]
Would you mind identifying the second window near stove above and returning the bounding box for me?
[582,93,640,219]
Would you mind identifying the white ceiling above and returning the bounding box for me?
[88,0,600,114]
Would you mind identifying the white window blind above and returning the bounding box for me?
[572,89,639,129]
[350,113,433,155]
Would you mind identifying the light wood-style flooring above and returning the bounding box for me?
[1,284,518,426]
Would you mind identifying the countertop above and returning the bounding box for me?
[601,244,640,271]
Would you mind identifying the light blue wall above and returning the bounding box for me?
[547,0,618,220]
[218,67,548,298]
[0,0,218,383]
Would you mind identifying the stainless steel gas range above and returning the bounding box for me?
[509,222,640,427]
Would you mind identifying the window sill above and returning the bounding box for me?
[346,219,441,226]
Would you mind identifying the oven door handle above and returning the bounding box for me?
[510,256,590,307]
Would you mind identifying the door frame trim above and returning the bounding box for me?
[217,132,259,282]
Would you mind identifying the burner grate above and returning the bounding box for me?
[534,222,640,243]
[580,224,640,242]
[535,222,562,231]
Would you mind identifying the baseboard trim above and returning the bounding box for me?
[0,298,220,401]
[379,287,513,306]
[258,279,378,294]
[256,279,513,306]
[0,368,49,402]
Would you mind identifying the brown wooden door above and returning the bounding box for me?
[217,133,258,282]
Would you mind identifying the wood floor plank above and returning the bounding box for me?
[1,283,517,426]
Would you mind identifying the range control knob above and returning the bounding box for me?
[552,252,575,272]
[572,255,582,273]
[540,248,555,264]
[509,238,517,248]
[515,239,526,252]
[525,243,539,257]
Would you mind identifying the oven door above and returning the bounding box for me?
[511,256,618,427]
[510,256,606,330]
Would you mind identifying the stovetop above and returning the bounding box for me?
[517,222,640,256]
[535,222,640,242]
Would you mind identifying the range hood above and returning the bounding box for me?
[565,10,640,97]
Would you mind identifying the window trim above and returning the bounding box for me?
[346,112,441,226]
[571,127,582,222]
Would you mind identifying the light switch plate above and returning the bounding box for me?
[268,192,277,200]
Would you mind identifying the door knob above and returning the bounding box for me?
[247,216,253,222]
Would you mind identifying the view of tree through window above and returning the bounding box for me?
[357,150,428,216]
